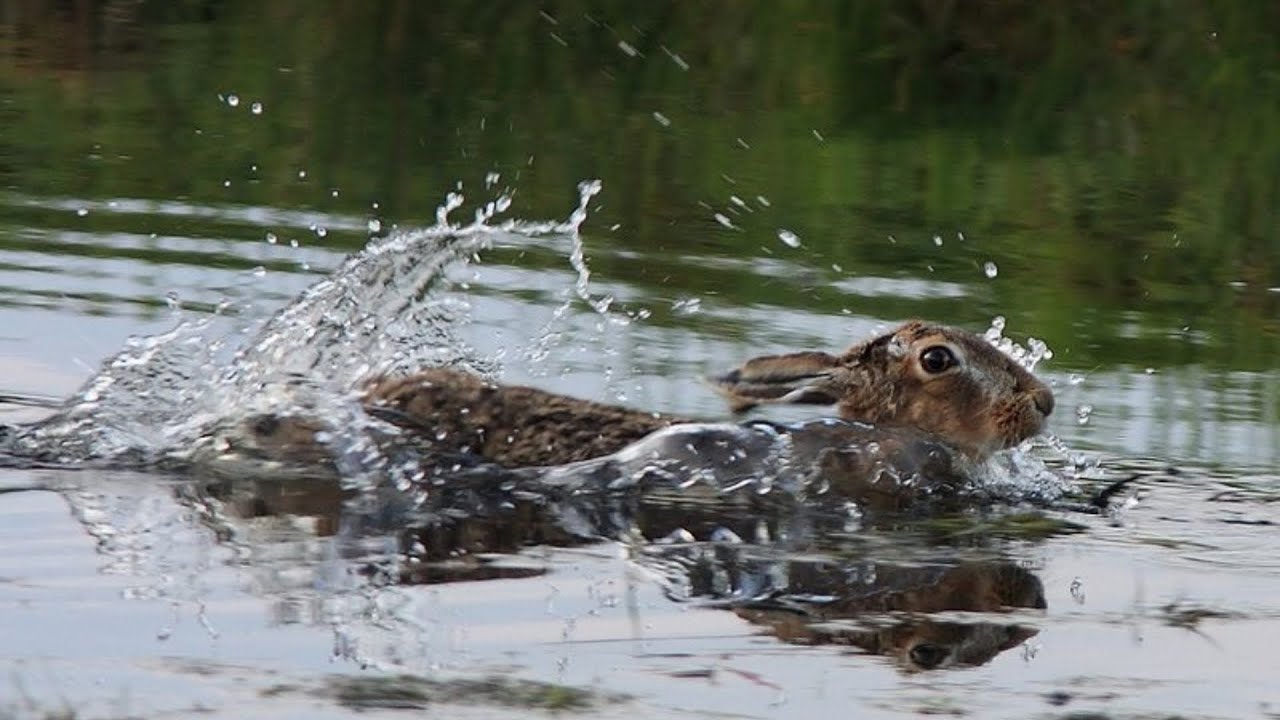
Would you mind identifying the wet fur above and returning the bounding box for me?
[243,321,1053,470]
[362,369,686,466]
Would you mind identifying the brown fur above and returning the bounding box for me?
[239,321,1053,470]
[713,321,1054,458]
[362,368,687,467]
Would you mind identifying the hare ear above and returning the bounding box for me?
[710,351,842,413]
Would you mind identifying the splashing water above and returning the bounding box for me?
[1,187,1079,517]
[3,181,606,472]
[983,315,1054,372]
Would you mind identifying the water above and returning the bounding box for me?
[2,4,1280,719]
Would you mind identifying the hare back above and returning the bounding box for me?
[363,368,687,467]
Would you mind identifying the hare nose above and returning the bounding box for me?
[1031,386,1055,417]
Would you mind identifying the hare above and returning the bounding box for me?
[238,320,1053,472]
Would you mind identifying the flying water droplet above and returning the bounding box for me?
[983,261,999,278]
[436,191,465,226]
[933,235,943,247]
[1069,577,1086,604]
[672,297,701,315]
[367,218,382,233]
[250,101,263,115]
[76,208,89,217]
[226,94,240,107]
[777,229,801,248]
[265,232,278,244]
[652,111,671,127]
[1075,404,1093,425]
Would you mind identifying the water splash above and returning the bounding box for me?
[984,316,1053,371]
[5,181,607,471]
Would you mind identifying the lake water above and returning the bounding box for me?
[1,4,1278,719]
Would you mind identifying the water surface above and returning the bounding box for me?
[2,4,1279,719]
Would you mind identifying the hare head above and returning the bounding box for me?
[712,321,1054,458]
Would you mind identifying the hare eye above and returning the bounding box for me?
[919,346,956,374]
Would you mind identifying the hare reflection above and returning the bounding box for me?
[185,472,1046,671]
[702,557,1046,671]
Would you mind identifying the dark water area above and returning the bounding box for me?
[1,3,1278,719]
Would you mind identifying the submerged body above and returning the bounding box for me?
[236,321,1055,500]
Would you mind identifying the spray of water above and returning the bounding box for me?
[5,181,607,473]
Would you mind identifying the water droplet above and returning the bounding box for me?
[226,94,240,107]
[250,101,263,115]
[252,266,267,278]
[933,235,943,247]
[1075,404,1093,425]
[984,261,999,278]
[617,40,639,57]
[164,292,181,310]
[265,232,277,244]
[1145,367,1155,375]
[777,228,801,248]
[713,213,734,229]
[249,164,258,172]
[297,169,307,180]
[756,195,771,207]
[1069,577,1086,604]
[652,111,671,127]
[315,226,328,238]
[672,297,701,315]
[289,239,299,248]
[223,179,231,188]
[367,218,382,233]
[330,188,340,198]
[811,129,825,141]
[76,208,89,217]
[485,171,500,188]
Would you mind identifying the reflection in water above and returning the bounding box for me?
[726,561,1044,671]
[182,467,1048,671]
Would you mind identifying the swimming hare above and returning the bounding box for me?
[242,320,1053,471]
